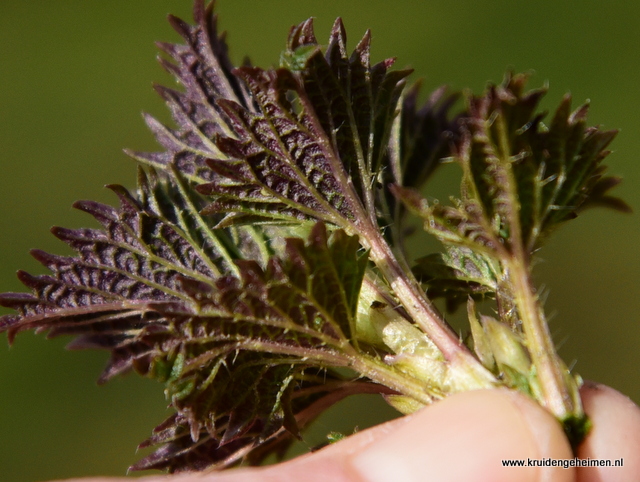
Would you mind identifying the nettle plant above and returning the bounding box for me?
[0,0,630,474]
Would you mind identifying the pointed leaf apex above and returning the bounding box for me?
[105,184,138,207]
[308,221,329,247]
[15,270,36,286]
[167,14,191,39]
[328,18,348,57]
[288,17,317,50]
[352,29,372,66]
[601,197,632,213]
[154,41,172,54]
[29,249,60,267]
[193,0,207,24]
[330,17,346,39]
[382,57,397,69]
[122,148,141,161]
[570,102,590,123]
[141,113,165,133]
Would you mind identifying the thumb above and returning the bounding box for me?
[348,389,574,482]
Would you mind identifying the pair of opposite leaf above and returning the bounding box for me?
[0,0,628,473]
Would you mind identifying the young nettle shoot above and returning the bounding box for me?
[0,0,630,473]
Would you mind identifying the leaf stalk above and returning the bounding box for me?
[364,226,496,391]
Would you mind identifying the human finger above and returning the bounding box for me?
[576,382,640,482]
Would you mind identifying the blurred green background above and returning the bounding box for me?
[1,1,638,480]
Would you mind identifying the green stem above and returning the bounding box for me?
[507,258,583,421]
[351,355,438,404]
[364,227,496,390]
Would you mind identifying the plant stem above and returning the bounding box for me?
[351,355,438,404]
[507,258,582,420]
[364,227,496,390]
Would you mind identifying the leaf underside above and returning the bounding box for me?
[0,167,378,469]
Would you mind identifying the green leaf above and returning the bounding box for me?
[413,246,498,312]
[129,222,373,470]
[390,184,502,257]
[468,301,535,396]
[394,73,629,260]
[0,170,243,375]
[0,173,374,470]
[132,371,389,472]
[125,1,253,185]
[460,73,629,255]
[192,16,415,234]
[199,66,358,226]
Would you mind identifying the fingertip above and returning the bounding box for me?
[349,389,574,482]
[577,382,640,482]
[506,391,575,482]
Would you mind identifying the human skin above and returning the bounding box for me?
[51,383,640,482]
